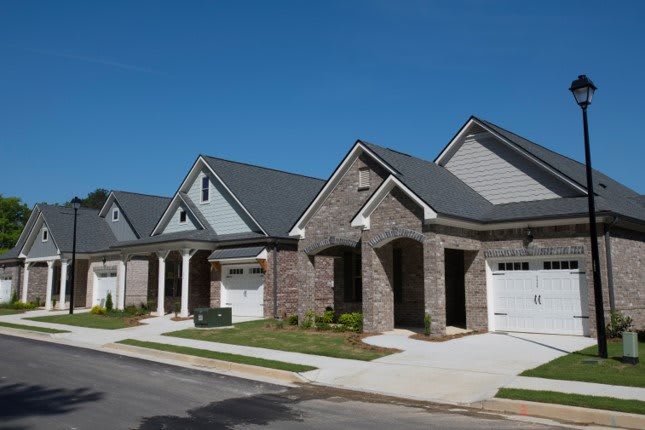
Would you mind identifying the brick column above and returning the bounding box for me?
[424,234,446,334]
[297,251,315,320]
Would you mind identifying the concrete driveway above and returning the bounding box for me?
[307,330,595,405]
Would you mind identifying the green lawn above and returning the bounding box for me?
[521,340,644,388]
[0,308,25,316]
[26,312,140,330]
[164,319,396,361]
[496,388,645,415]
[118,339,317,373]
[0,321,70,334]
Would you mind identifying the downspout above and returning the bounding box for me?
[604,216,618,312]
[273,241,279,319]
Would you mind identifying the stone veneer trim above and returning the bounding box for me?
[368,227,426,248]
[303,237,360,255]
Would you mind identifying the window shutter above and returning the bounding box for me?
[358,169,370,189]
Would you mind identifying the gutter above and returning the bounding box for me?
[604,216,618,312]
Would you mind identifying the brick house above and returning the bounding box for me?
[290,117,644,336]
[0,116,642,338]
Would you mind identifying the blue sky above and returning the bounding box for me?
[1,1,643,206]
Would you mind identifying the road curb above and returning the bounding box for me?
[474,398,645,429]
[0,326,63,340]
[104,342,308,385]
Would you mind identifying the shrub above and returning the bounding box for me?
[301,310,316,329]
[147,300,156,311]
[606,310,633,338]
[338,312,363,332]
[274,319,284,329]
[35,296,41,307]
[424,313,431,336]
[105,292,113,312]
[0,301,37,310]
[90,305,106,315]
[287,314,298,326]
[173,302,180,318]
[10,291,18,304]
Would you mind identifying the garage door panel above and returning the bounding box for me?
[221,264,264,317]
[490,259,588,336]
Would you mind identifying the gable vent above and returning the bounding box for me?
[358,168,370,189]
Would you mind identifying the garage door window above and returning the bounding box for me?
[228,268,244,275]
[543,260,579,270]
[249,267,264,275]
[496,261,529,271]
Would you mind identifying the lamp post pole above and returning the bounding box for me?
[69,197,81,315]
[570,75,607,359]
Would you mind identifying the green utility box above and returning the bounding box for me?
[194,307,232,328]
[622,331,639,365]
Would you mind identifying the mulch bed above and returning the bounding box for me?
[171,316,193,322]
[410,330,485,342]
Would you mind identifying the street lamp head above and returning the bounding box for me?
[71,197,82,210]
[569,74,597,108]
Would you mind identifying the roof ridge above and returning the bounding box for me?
[201,154,325,182]
[361,140,437,168]
[113,190,171,199]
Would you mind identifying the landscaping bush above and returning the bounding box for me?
[0,301,38,310]
[301,310,316,329]
[90,305,107,315]
[424,313,431,336]
[274,319,284,329]
[606,310,633,338]
[105,292,113,312]
[287,314,298,326]
[10,291,18,304]
[173,302,180,318]
[338,312,363,332]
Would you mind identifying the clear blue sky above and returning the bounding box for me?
[1,1,643,206]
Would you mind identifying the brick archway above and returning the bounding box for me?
[368,228,425,248]
[303,236,360,256]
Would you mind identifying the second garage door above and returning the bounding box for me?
[94,271,117,307]
[220,264,264,317]
[491,258,589,336]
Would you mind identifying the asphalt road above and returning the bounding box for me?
[0,334,567,430]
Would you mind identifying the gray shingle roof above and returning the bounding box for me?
[112,191,171,237]
[115,229,264,248]
[202,156,325,237]
[360,117,644,225]
[208,246,265,260]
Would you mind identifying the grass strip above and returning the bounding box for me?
[521,341,644,388]
[496,388,645,415]
[0,321,70,334]
[26,313,134,330]
[117,339,317,373]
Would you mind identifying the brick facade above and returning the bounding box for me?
[125,257,149,307]
[609,227,645,330]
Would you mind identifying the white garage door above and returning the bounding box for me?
[491,259,589,335]
[94,271,117,307]
[221,264,264,317]
[0,278,12,304]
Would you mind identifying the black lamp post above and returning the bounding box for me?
[569,74,608,358]
[69,197,81,315]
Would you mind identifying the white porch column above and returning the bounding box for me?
[45,260,55,310]
[180,249,197,318]
[58,259,69,310]
[157,251,169,316]
[117,256,127,310]
[21,263,31,303]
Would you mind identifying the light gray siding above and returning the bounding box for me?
[186,170,256,234]
[163,202,200,233]
[445,132,580,204]
[106,202,137,242]
[26,222,59,258]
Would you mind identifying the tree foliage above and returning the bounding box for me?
[0,195,31,250]
[64,188,110,210]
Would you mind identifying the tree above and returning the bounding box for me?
[0,195,31,251]
[64,188,110,210]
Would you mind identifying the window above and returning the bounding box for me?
[179,209,187,224]
[358,168,370,189]
[228,268,244,275]
[250,267,264,275]
[41,228,48,242]
[201,176,210,202]
[496,261,529,271]
[543,260,580,270]
[112,208,119,221]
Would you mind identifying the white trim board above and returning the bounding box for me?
[351,175,437,230]
[289,141,398,238]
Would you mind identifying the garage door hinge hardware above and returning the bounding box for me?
[492,273,505,276]
[573,315,589,319]
[494,312,508,316]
